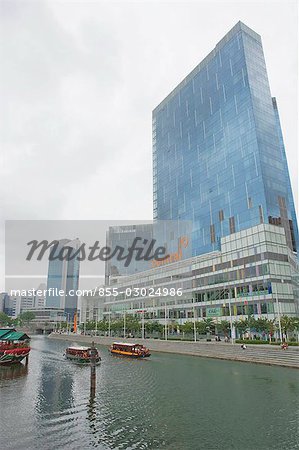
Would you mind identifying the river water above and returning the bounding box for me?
[0,336,298,450]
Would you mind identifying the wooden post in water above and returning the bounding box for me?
[90,341,96,396]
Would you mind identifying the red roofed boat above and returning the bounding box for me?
[110,342,151,358]
[65,346,101,364]
[0,329,31,365]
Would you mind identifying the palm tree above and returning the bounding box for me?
[267,319,277,342]
[254,318,270,336]
[203,318,215,334]
[217,320,230,337]
[195,321,207,335]
[280,316,297,341]
[234,319,249,338]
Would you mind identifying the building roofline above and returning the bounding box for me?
[152,21,261,115]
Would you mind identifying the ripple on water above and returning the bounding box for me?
[0,338,298,450]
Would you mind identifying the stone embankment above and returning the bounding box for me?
[48,333,299,368]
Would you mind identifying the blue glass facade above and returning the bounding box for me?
[46,239,80,318]
[153,21,298,256]
[105,221,192,281]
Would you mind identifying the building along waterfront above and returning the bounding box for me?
[153,21,298,255]
[81,224,299,335]
[81,22,299,331]
[46,238,81,320]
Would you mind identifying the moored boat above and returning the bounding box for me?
[0,345,31,365]
[0,329,31,365]
[110,342,151,358]
[65,346,101,364]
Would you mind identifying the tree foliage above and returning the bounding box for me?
[0,312,12,326]
[18,311,36,324]
[216,320,231,335]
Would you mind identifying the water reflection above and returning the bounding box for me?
[0,363,28,381]
[87,393,97,435]
[35,359,74,415]
[0,337,298,450]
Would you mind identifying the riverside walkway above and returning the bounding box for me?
[48,333,299,368]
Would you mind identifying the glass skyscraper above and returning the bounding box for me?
[153,21,298,256]
[46,238,80,318]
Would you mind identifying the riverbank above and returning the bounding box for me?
[48,333,299,368]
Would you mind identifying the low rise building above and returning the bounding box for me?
[82,224,299,329]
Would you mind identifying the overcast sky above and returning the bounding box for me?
[0,0,298,291]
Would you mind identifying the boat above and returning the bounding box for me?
[0,329,31,365]
[0,342,31,365]
[65,346,101,364]
[110,342,151,358]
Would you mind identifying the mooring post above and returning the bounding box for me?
[90,340,96,396]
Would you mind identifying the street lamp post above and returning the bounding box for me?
[274,262,283,342]
[228,291,234,345]
[123,310,126,338]
[275,282,283,342]
[193,303,197,342]
[164,303,168,341]
[142,304,145,340]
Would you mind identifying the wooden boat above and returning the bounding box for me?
[65,346,101,364]
[110,342,151,358]
[0,342,31,365]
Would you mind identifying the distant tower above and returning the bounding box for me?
[46,238,80,319]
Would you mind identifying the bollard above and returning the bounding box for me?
[90,341,97,396]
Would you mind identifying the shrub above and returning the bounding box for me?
[235,339,268,345]
[269,342,299,346]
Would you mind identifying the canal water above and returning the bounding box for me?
[0,336,298,450]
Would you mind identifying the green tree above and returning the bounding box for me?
[97,320,108,332]
[18,311,35,325]
[145,321,163,334]
[234,319,249,337]
[254,318,270,334]
[267,319,277,342]
[204,318,216,334]
[84,320,95,331]
[293,317,299,332]
[168,321,179,334]
[110,319,124,334]
[181,321,194,334]
[280,316,297,340]
[217,320,231,337]
[195,321,208,334]
[0,312,12,326]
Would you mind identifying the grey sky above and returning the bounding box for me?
[0,0,298,290]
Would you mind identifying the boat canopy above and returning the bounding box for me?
[1,331,30,341]
[0,328,16,339]
[67,346,90,351]
[113,342,141,347]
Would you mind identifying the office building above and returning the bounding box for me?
[84,22,298,327]
[153,21,298,256]
[105,221,192,282]
[90,224,299,328]
[46,238,80,319]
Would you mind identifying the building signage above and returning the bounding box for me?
[151,236,189,268]
[206,307,222,317]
